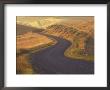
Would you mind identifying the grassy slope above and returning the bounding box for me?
[17,32,55,50]
[45,22,94,61]
[61,19,94,61]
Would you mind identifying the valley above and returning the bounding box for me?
[16,16,94,74]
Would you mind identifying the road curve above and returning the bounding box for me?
[30,33,94,74]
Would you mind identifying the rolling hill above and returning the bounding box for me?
[45,23,94,61]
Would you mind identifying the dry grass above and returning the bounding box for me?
[64,46,94,61]
[16,32,57,74]
[60,18,94,37]
[45,20,94,61]
[17,32,54,50]
[16,54,34,74]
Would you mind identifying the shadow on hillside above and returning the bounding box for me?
[16,24,44,35]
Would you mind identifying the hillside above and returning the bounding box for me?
[17,32,56,53]
[45,23,94,61]
[60,19,94,37]
[16,24,44,35]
